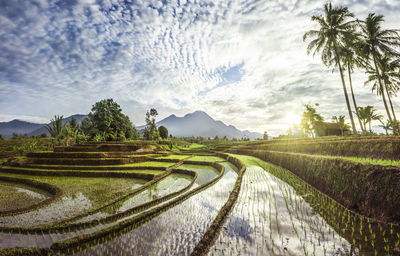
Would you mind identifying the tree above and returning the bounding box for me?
[379,119,392,135]
[68,117,79,132]
[340,43,365,132]
[331,115,350,136]
[357,106,383,133]
[365,55,400,133]
[0,134,4,140]
[158,126,168,139]
[358,13,400,133]
[144,108,159,140]
[263,131,269,140]
[45,115,65,141]
[300,104,324,138]
[303,3,357,135]
[81,99,138,141]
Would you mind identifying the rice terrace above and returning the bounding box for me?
[1,0,400,256]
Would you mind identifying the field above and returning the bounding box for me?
[0,137,399,255]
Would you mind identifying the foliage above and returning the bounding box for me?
[331,115,350,136]
[158,126,168,139]
[144,108,159,140]
[303,2,358,135]
[263,131,268,140]
[356,106,382,133]
[0,134,4,140]
[81,99,139,141]
[44,115,65,142]
[357,13,400,133]
[68,117,79,132]
[300,104,324,138]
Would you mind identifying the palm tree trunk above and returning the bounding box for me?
[372,53,395,133]
[386,89,397,121]
[385,83,399,135]
[347,61,364,134]
[334,46,357,135]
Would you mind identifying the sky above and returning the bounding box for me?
[0,0,399,136]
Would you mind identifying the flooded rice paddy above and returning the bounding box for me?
[0,152,399,255]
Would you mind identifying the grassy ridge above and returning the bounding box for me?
[234,137,400,160]
[190,153,245,256]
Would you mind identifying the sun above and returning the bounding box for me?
[285,112,301,125]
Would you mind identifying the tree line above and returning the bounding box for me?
[43,99,169,145]
[303,2,400,135]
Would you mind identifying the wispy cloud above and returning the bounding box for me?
[0,0,399,135]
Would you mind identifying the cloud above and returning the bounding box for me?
[0,0,399,135]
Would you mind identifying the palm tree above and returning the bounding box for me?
[378,56,400,126]
[332,115,350,136]
[45,115,65,141]
[303,3,357,135]
[357,106,383,133]
[357,13,400,133]
[365,55,400,133]
[379,119,392,135]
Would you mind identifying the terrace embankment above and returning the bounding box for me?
[235,136,400,160]
[225,141,400,224]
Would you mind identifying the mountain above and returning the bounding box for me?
[0,120,43,138]
[0,115,87,138]
[138,111,262,140]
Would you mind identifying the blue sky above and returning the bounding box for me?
[0,0,399,135]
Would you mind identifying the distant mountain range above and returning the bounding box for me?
[0,115,87,138]
[0,111,262,140]
[138,111,262,140]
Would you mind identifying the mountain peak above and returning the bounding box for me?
[156,110,262,140]
[184,110,211,118]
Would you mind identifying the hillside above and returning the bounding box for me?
[0,115,87,138]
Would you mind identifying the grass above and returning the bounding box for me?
[1,166,164,176]
[188,155,226,162]
[156,155,189,160]
[270,150,400,166]
[0,173,147,209]
[176,143,206,151]
[13,161,175,169]
[120,161,175,168]
[0,181,49,212]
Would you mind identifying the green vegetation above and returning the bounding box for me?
[1,174,146,210]
[300,103,324,138]
[331,115,350,136]
[158,126,168,139]
[188,155,225,162]
[176,143,206,151]
[0,181,50,212]
[0,138,399,255]
[144,108,159,140]
[44,115,65,143]
[304,3,400,137]
[81,98,139,141]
